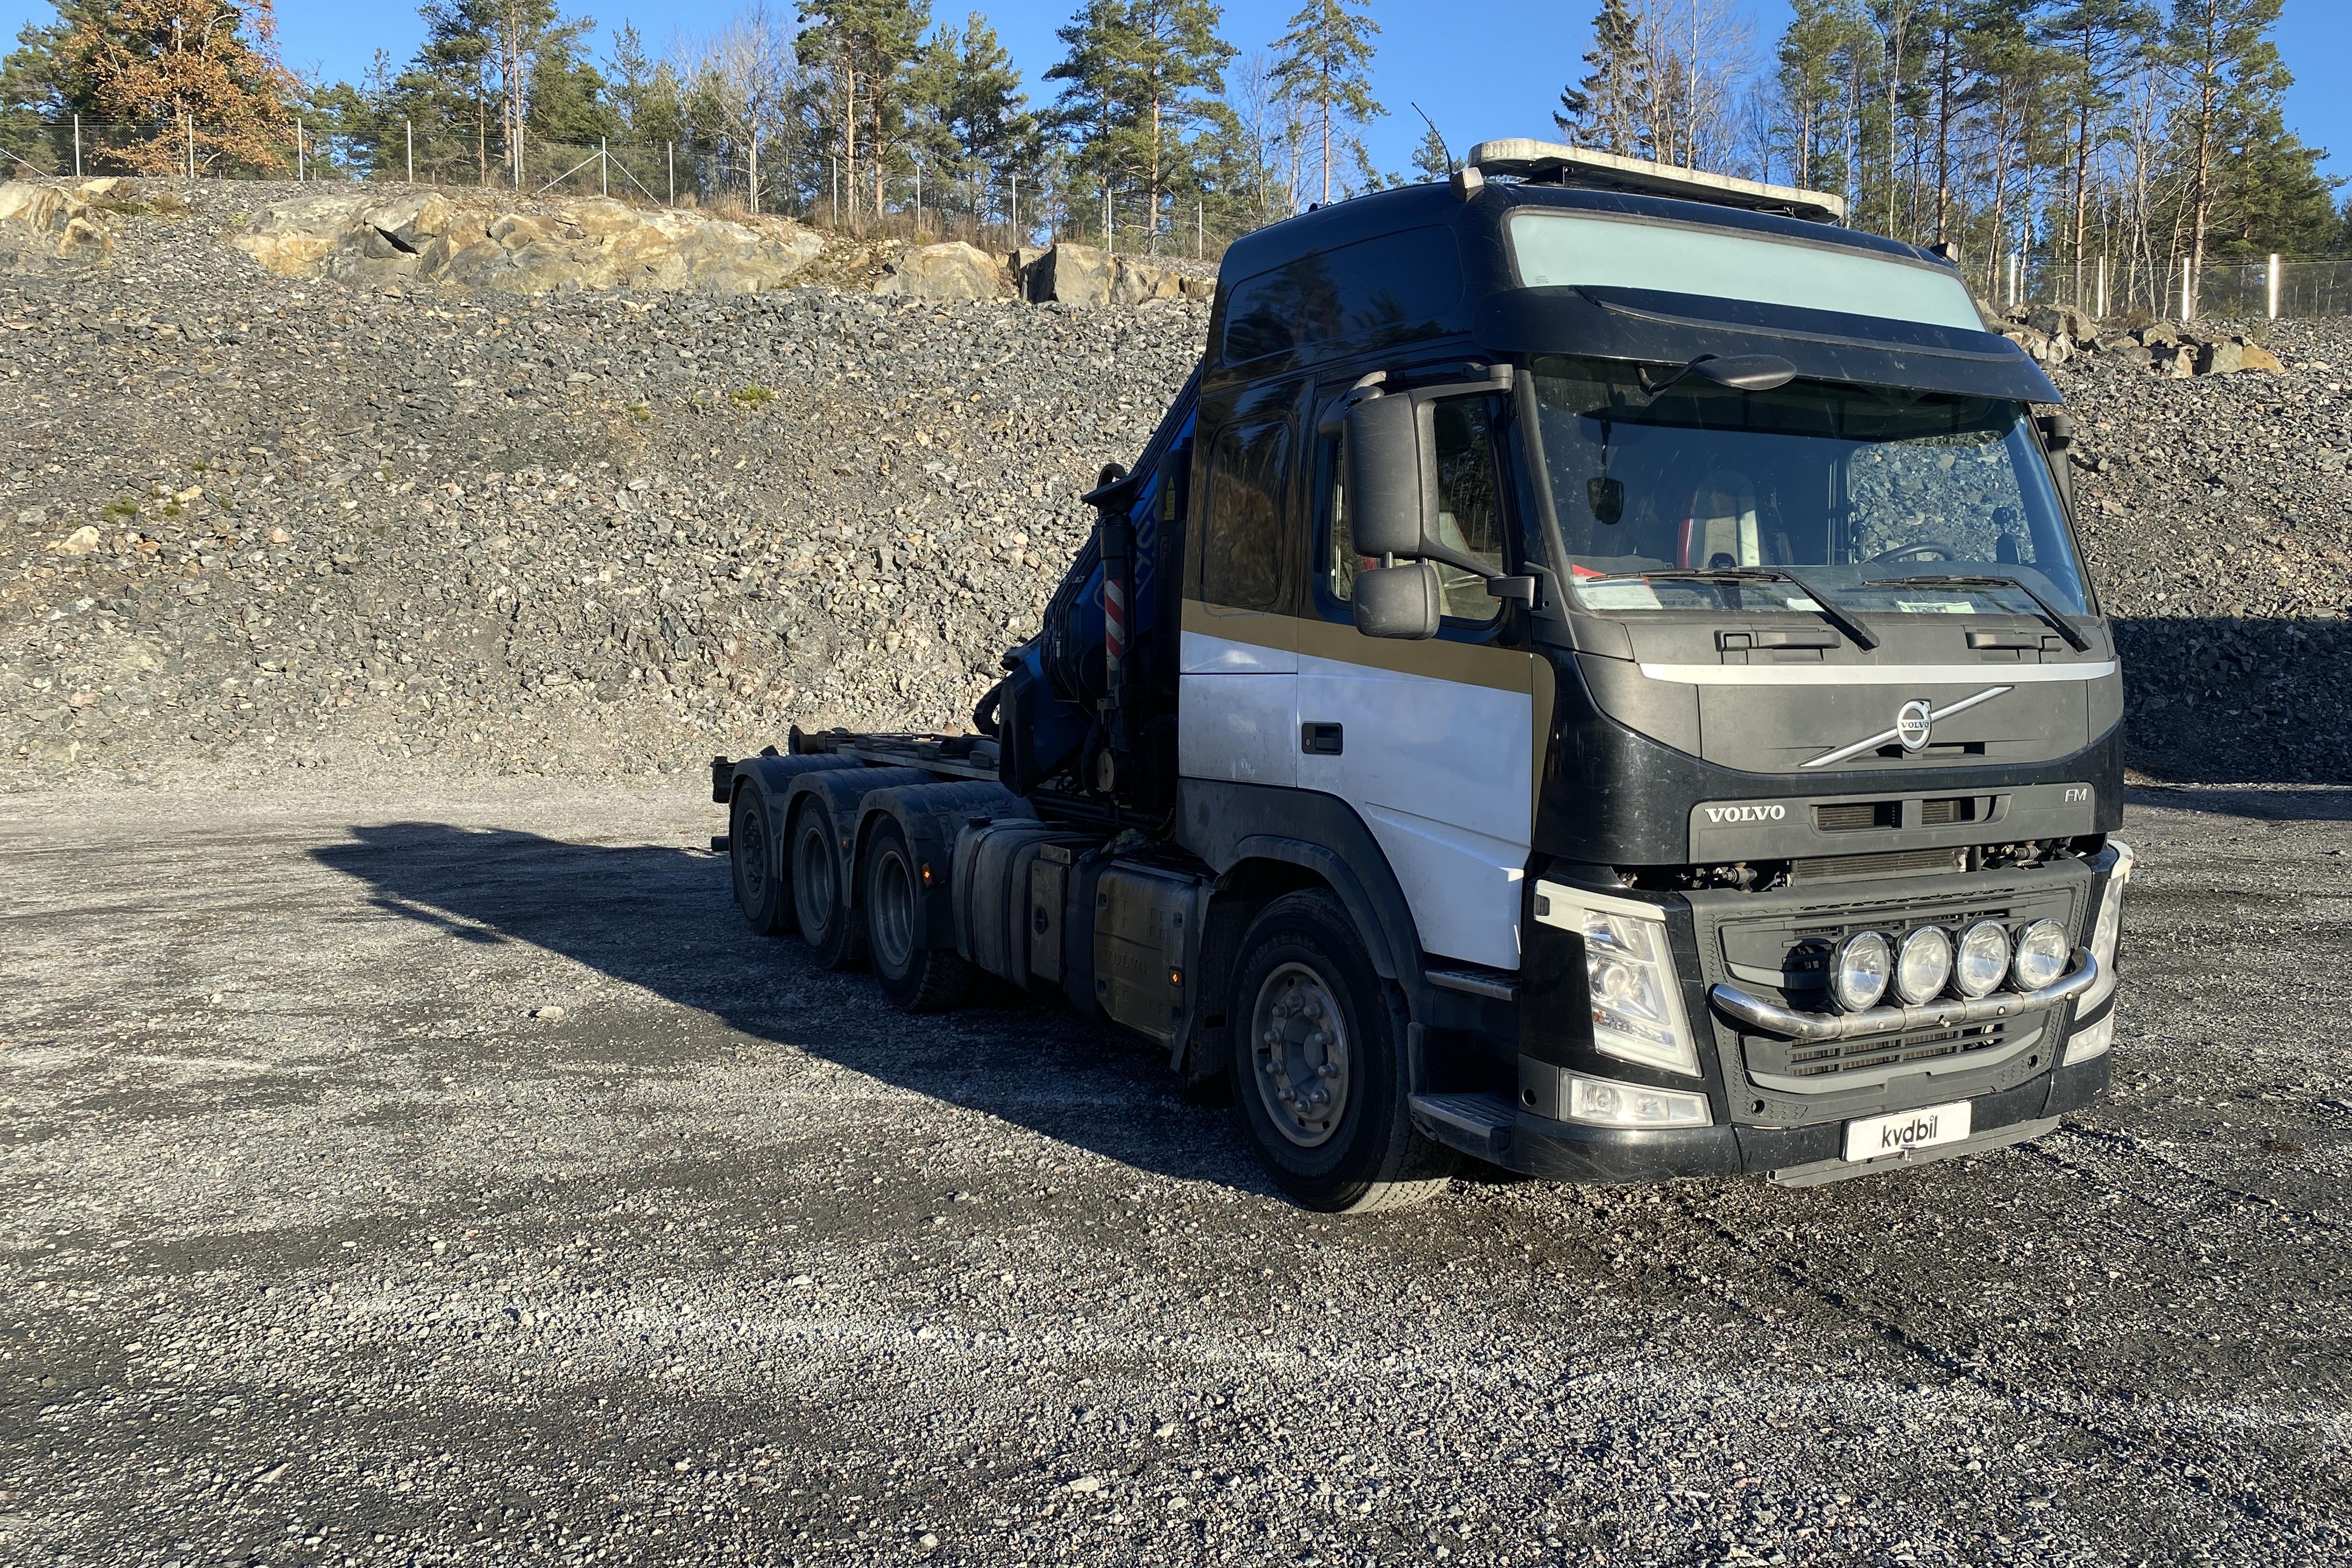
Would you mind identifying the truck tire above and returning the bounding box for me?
[1228,890,1457,1213]
[730,785,792,937]
[789,797,866,971]
[860,821,976,1013]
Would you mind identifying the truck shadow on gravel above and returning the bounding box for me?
[2116,617,2352,787]
[310,820,1278,1196]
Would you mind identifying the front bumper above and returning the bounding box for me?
[1418,1052,2108,1184]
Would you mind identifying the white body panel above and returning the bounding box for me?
[1178,628,1297,787]
[1297,652,1532,971]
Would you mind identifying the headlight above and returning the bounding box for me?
[2078,840,2133,1010]
[1566,1072,1711,1128]
[1535,884,1702,1078]
[1831,930,1892,1012]
[1894,926,1954,1006]
[2011,919,2070,991]
[1954,919,2011,999]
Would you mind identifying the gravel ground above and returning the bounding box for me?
[2,779,2347,1567]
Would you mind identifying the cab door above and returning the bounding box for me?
[1296,389,1539,972]
[1179,411,1300,787]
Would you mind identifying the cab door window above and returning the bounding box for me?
[1198,418,1292,611]
[1321,394,1505,624]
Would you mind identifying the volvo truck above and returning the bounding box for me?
[712,140,2132,1212]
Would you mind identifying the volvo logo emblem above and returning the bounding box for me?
[1896,699,1935,752]
[1804,687,2014,769]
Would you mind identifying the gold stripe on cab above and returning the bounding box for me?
[1182,600,1532,695]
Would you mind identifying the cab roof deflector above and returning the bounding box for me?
[1465,139,1848,226]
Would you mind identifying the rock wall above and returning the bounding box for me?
[233,187,827,296]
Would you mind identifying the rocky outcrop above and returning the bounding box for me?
[234,188,825,296]
[874,240,1014,301]
[0,180,116,272]
[1019,243,1214,307]
[2001,303,2287,378]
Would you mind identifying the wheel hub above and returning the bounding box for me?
[1250,961,1350,1149]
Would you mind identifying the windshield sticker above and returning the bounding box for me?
[1893,598,1976,614]
[1576,579,1664,611]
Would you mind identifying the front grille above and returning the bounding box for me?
[1788,846,1966,882]
[1745,1019,2022,1081]
[1815,800,1898,832]
[1920,796,1980,826]
[1691,866,2089,1106]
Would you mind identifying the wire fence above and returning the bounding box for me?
[9,113,2341,310]
[0,113,1116,254]
[1981,249,2352,324]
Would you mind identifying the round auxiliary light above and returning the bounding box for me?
[1954,919,2012,1000]
[2011,919,2070,992]
[1831,930,1892,1013]
[1894,926,1955,1006]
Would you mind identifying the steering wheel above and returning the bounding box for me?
[1864,540,1958,564]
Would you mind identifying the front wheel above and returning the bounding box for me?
[861,821,975,1013]
[1228,890,1456,1213]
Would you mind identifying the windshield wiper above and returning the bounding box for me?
[1639,566,1880,650]
[1861,572,2092,651]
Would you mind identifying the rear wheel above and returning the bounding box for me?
[1228,890,1457,1213]
[730,786,791,936]
[862,821,975,1012]
[789,799,864,970]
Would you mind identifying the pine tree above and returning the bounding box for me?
[2166,0,2293,315]
[1408,119,1448,181]
[607,21,685,144]
[57,0,299,176]
[1044,0,1140,246]
[1125,0,1233,251]
[908,11,1039,225]
[1556,0,1642,158]
[2035,1,2158,287]
[797,0,932,219]
[1269,0,1379,206]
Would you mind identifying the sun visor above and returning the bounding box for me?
[1476,286,2062,405]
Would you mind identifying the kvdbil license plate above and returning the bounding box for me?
[1843,1100,1973,1163]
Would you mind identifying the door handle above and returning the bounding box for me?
[1301,723,1344,756]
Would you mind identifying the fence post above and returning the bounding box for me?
[2269,253,2281,320]
[186,112,195,180]
[1011,169,1017,241]
[1197,199,1203,260]
[914,156,921,230]
[74,113,80,178]
[667,142,674,207]
[600,137,608,197]
[2180,256,2192,322]
[2095,254,2107,320]
[296,122,304,182]
[750,130,760,215]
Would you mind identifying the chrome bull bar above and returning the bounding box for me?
[1709,950,2099,1043]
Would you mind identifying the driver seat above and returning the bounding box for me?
[1679,472,1762,570]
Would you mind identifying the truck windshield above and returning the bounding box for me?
[1531,356,2091,620]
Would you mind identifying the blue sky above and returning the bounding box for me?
[8,0,2349,187]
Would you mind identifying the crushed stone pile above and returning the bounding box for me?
[1,181,1203,786]
[2,178,2349,789]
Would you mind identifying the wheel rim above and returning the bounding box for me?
[870,845,916,972]
[793,816,836,937]
[734,803,768,903]
[1249,961,1352,1149]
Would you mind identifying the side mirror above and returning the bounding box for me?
[1353,561,1443,639]
[1343,394,1430,560]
